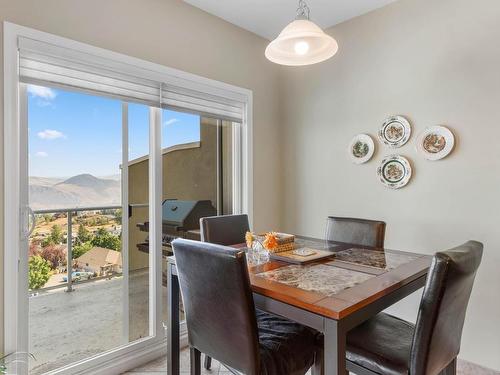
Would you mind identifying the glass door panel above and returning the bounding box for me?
[159,110,235,323]
[25,85,152,373]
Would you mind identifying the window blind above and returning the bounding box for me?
[18,37,161,106]
[18,37,245,122]
[161,85,244,123]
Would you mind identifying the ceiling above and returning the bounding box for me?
[183,0,398,40]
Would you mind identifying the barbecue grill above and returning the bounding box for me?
[137,199,217,253]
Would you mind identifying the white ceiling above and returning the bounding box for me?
[183,0,399,40]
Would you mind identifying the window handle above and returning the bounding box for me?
[24,206,36,238]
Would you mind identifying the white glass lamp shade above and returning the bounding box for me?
[265,19,338,66]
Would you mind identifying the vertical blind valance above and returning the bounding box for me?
[18,37,245,122]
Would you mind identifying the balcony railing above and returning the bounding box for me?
[32,205,123,293]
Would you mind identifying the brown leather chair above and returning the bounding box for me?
[172,238,318,375]
[325,216,386,248]
[200,214,250,246]
[199,214,250,369]
[345,240,483,375]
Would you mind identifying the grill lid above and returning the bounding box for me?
[162,199,216,230]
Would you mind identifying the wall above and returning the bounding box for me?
[280,0,500,370]
[0,0,283,355]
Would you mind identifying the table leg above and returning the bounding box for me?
[324,318,346,375]
[167,264,180,375]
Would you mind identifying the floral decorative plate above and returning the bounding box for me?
[378,116,412,148]
[377,155,412,189]
[348,134,375,164]
[416,126,455,160]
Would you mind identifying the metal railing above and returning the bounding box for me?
[33,205,122,293]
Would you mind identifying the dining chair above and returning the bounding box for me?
[344,240,483,375]
[325,216,386,248]
[200,214,250,245]
[172,238,319,375]
[198,214,250,369]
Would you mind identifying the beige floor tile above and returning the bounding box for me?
[125,352,499,375]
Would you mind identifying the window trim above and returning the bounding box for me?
[3,21,253,374]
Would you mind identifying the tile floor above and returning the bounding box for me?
[123,348,500,375]
[122,349,231,375]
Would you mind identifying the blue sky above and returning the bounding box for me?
[28,85,200,178]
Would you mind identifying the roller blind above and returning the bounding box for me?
[19,37,161,106]
[18,37,245,122]
[161,85,244,123]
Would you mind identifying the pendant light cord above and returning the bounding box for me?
[296,0,310,20]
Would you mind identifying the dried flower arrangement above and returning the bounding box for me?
[245,231,295,253]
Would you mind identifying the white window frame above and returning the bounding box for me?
[3,21,253,375]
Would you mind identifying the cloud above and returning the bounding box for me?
[37,129,66,140]
[35,151,48,157]
[164,118,180,126]
[27,85,57,100]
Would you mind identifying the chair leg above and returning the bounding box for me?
[311,347,324,375]
[204,355,212,370]
[190,346,201,375]
[439,358,457,375]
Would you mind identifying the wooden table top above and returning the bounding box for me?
[169,236,432,321]
[244,237,431,320]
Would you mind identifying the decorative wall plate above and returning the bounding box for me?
[415,126,455,160]
[348,134,375,164]
[377,155,412,189]
[378,116,412,148]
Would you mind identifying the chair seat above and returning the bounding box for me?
[256,309,317,375]
[346,313,415,375]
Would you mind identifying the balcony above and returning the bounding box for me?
[28,205,167,374]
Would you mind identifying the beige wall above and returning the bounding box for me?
[0,0,283,355]
[280,0,500,370]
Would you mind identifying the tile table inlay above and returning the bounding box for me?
[255,264,374,297]
[331,247,420,270]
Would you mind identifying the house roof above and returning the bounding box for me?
[75,246,122,268]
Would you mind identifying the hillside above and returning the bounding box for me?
[30,174,121,210]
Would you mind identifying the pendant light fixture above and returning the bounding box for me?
[265,0,339,66]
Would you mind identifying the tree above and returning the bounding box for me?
[50,224,63,244]
[40,245,66,269]
[91,228,121,251]
[114,209,122,225]
[29,241,41,257]
[43,214,54,224]
[28,256,52,290]
[77,224,92,244]
[42,224,63,247]
[73,241,93,259]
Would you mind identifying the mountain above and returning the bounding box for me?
[58,174,118,190]
[29,174,121,210]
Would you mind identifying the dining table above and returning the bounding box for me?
[166,236,432,375]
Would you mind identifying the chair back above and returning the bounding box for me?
[410,241,483,375]
[200,214,250,246]
[325,216,386,248]
[172,238,260,375]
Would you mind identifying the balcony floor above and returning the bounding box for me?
[29,270,158,374]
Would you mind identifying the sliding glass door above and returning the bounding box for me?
[22,84,241,374]
[4,23,249,375]
[24,85,157,373]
